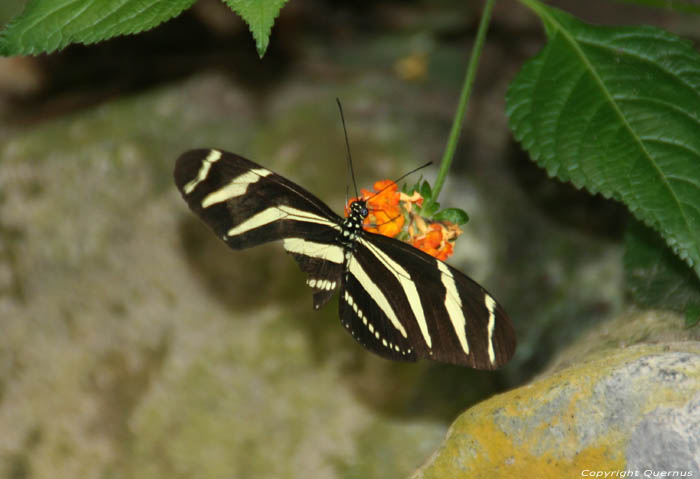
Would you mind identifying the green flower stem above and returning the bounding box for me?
[427,0,495,210]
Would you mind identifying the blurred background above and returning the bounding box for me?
[0,1,695,477]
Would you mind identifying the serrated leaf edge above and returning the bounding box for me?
[515,1,699,273]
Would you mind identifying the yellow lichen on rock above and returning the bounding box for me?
[414,342,699,478]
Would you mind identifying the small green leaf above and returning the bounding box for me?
[624,219,700,314]
[0,0,196,56]
[222,0,288,58]
[419,180,432,202]
[508,3,700,279]
[433,208,469,225]
[403,180,418,195]
[685,304,700,328]
[423,201,440,217]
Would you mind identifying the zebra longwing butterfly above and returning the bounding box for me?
[174,149,515,369]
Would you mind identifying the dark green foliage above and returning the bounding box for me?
[624,219,700,326]
[507,4,700,279]
[0,0,288,57]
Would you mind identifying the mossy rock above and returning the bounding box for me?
[414,309,700,478]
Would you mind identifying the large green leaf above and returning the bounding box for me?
[624,219,700,322]
[0,1,28,27]
[507,2,700,278]
[0,0,196,56]
[222,0,288,58]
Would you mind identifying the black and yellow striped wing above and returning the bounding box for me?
[175,149,344,309]
[174,148,516,368]
[340,232,514,369]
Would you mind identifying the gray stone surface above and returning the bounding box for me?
[414,323,700,478]
[627,394,700,473]
[0,75,465,479]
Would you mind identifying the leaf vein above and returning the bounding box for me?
[538,7,698,260]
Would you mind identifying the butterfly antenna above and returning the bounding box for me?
[336,98,360,199]
[372,212,404,228]
[367,161,433,201]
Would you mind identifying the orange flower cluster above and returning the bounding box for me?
[410,222,457,261]
[345,179,461,261]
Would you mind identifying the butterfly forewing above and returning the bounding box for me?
[342,233,515,369]
[174,149,344,293]
[174,148,516,369]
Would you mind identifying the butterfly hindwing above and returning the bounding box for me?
[283,239,344,309]
[339,271,418,362]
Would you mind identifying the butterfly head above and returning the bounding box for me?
[349,199,369,221]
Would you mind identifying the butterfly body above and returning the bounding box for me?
[175,148,515,369]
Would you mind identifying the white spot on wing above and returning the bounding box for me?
[184,150,222,194]
[343,282,412,356]
[437,261,469,355]
[485,295,497,365]
[201,168,272,208]
[347,257,407,338]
